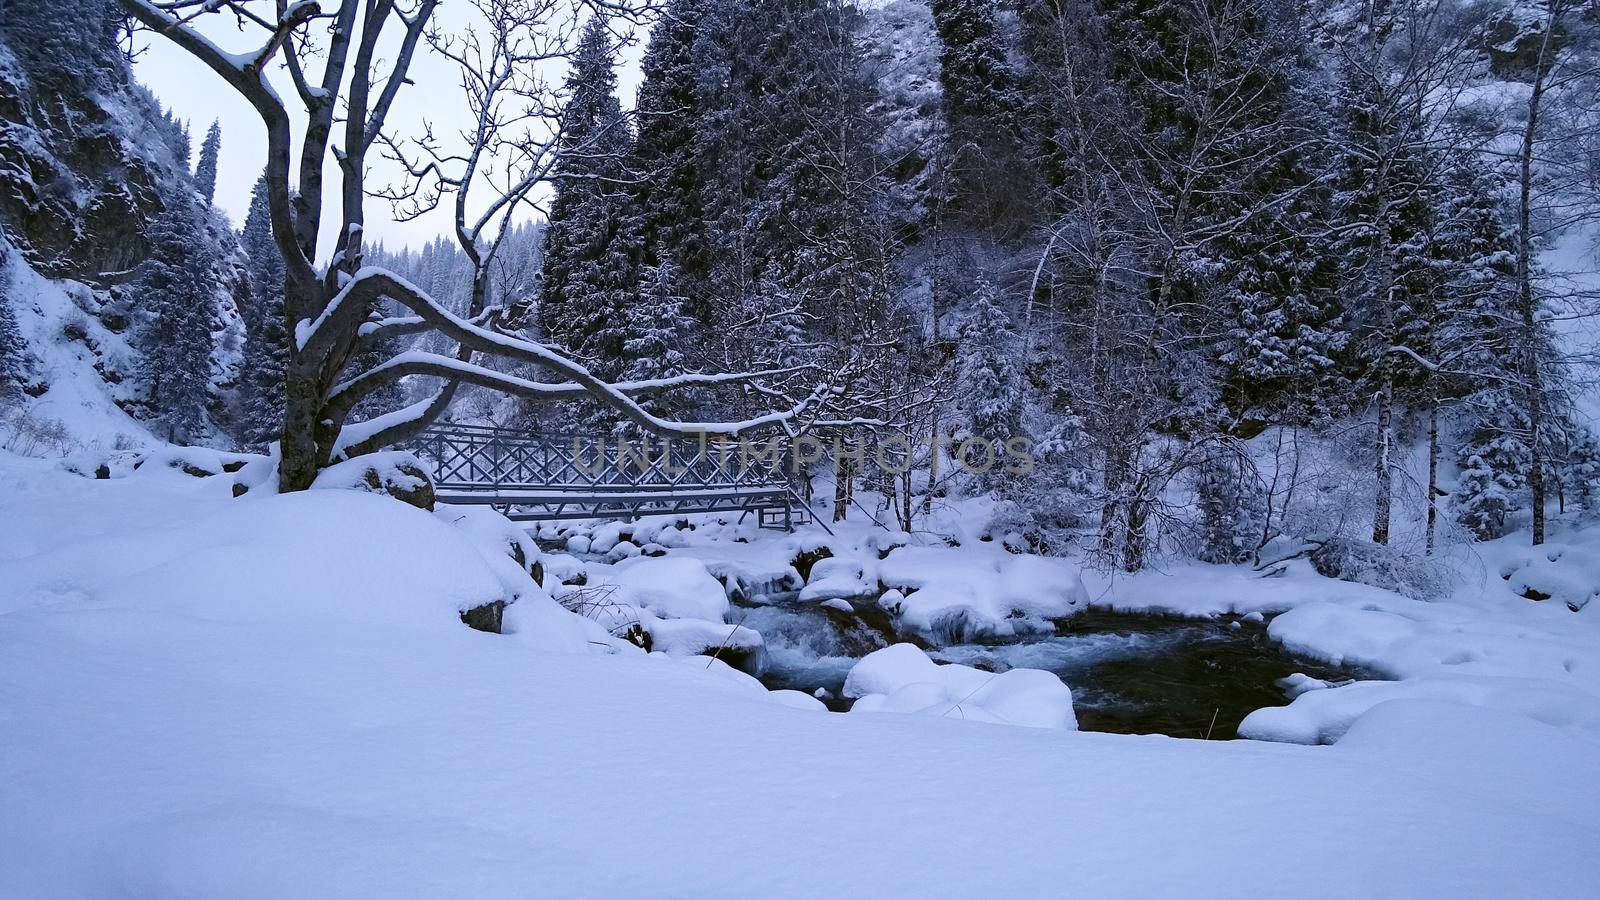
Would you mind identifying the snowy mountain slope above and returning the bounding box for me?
[1,241,153,449]
[0,8,245,449]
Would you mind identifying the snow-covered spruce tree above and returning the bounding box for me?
[630,0,716,324]
[237,172,288,447]
[1008,0,1319,570]
[615,259,700,421]
[1217,183,1348,423]
[133,194,217,443]
[0,243,33,398]
[929,0,1032,234]
[1407,154,1520,552]
[1560,431,1600,514]
[1455,390,1530,541]
[123,0,839,492]
[958,278,1023,490]
[537,13,638,362]
[739,0,893,340]
[627,0,897,417]
[194,120,221,206]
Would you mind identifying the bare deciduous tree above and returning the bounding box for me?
[119,0,843,492]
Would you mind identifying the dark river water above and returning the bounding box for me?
[743,602,1370,739]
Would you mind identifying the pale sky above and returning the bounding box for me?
[132,3,644,254]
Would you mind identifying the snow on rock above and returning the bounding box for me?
[843,643,1077,730]
[876,545,1087,643]
[0,247,154,450]
[433,504,540,576]
[798,555,877,602]
[1481,524,1600,610]
[582,555,730,622]
[539,552,588,586]
[667,539,804,600]
[644,615,768,675]
[588,520,626,554]
[311,451,435,510]
[605,540,642,562]
[648,651,823,712]
[130,445,251,479]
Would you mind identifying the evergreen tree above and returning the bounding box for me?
[176,119,192,168]
[0,242,34,398]
[1325,48,1446,544]
[238,173,288,447]
[1560,430,1600,513]
[1218,184,1348,421]
[345,323,407,421]
[615,258,702,421]
[1455,390,1531,540]
[959,278,1024,487]
[134,196,216,443]
[928,0,1032,233]
[537,13,638,368]
[194,120,221,206]
[631,0,716,322]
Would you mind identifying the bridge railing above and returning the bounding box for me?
[410,423,790,493]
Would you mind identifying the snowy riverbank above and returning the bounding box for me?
[3,453,1599,896]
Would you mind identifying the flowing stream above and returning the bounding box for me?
[741,599,1371,739]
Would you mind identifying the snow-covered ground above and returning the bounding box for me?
[3,453,1599,896]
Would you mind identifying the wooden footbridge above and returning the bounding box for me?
[411,424,814,530]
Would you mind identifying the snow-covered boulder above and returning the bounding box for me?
[798,555,877,603]
[1483,526,1600,610]
[436,504,540,576]
[644,616,768,675]
[876,545,1088,643]
[589,521,627,554]
[647,652,824,712]
[588,555,730,622]
[540,552,588,586]
[843,643,1076,730]
[606,540,642,562]
[312,451,436,511]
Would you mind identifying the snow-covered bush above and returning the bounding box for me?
[1309,536,1456,601]
[0,408,72,457]
[1189,448,1266,564]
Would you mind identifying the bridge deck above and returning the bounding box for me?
[413,424,815,530]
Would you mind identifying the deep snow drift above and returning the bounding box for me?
[3,454,1600,897]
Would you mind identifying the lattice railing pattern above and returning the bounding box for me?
[410,424,789,492]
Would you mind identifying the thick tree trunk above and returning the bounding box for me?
[278,278,331,493]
